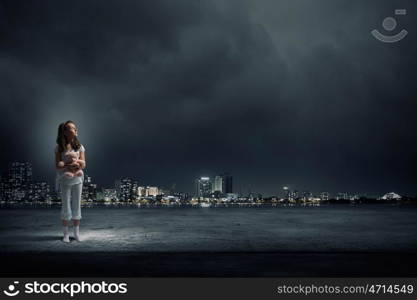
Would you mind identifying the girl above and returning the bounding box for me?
[55,120,86,242]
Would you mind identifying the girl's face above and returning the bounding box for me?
[64,123,78,140]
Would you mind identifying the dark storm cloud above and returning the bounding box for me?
[249,0,417,193]
[0,0,416,196]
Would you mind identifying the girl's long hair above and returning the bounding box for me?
[56,120,81,153]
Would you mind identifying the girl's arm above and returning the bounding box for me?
[76,160,86,169]
[55,152,66,171]
[78,151,86,169]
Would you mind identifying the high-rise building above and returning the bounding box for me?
[283,188,299,201]
[0,178,11,202]
[0,162,53,203]
[213,176,223,192]
[115,178,138,202]
[1,162,33,202]
[282,186,290,199]
[82,173,97,202]
[27,181,50,202]
[9,162,33,185]
[222,173,233,193]
[212,173,233,194]
[195,177,212,197]
[115,178,132,202]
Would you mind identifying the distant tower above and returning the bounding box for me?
[115,177,137,202]
[195,177,212,197]
[9,162,33,185]
[222,173,233,193]
[213,176,223,192]
[82,173,97,201]
[213,173,233,194]
[6,162,33,202]
[283,186,289,199]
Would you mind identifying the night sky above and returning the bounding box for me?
[0,0,416,196]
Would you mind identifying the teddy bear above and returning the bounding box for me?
[57,151,84,179]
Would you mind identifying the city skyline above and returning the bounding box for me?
[0,160,412,199]
[0,1,416,196]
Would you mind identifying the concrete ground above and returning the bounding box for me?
[1,204,417,276]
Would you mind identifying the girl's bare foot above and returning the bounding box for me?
[74,226,81,242]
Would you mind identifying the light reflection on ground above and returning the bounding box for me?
[0,205,417,253]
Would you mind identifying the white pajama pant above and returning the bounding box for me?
[60,183,83,220]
